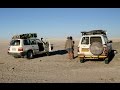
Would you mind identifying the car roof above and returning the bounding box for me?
[11,38,38,40]
[11,39,22,40]
[81,34,106,37]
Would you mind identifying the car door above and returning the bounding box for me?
[80,36,90,55]
[30,39,39,54]
[22,39,31,52]
[36,39,45,52]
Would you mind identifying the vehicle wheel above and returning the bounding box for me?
[27,51,34,59]
[14,56,19,58]
[90,42,104,55]
[80,58,84,63]
[21,56,24,58]
[105,58,109,64]
[46,52,50,56]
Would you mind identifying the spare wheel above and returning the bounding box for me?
[90,42,104,55]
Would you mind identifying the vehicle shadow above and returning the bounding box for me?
[84,50,117,64]
[50,50,68,56]
[34,49,68,58]
[73,55,78,59]
[108,49,117,64]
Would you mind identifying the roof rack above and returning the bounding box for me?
[12,33,37,39]
[81,30,107,36]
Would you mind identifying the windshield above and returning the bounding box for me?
[10,40,20,46]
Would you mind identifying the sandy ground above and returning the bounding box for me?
[0,39,120,83]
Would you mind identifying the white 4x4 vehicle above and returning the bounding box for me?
[8,33,53,59]
[78,30,112,64]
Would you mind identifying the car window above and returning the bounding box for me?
[81,37,89,44]
[10,40,20,46]
[90,37,102,44]
[24,39,30,45]
[30,39,37,45]
[36,39,42,43]
[103,36,108,44]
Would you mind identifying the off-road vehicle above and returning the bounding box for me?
[78,30,112,64]
[8,33,53,59]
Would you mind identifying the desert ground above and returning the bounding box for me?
[0,39,120,83]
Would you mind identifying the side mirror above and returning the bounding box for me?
[108,40,112,43]
[41,38,43,41]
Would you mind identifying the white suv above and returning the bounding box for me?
[8,33,53,59]
[78,30,112,64]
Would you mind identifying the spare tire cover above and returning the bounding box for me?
[90,42,103,55]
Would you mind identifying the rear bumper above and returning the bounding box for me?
[78,54,107,59]
[8,52,26,57]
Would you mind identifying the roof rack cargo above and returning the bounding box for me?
[12,33,37,39]
[81,30,107,36]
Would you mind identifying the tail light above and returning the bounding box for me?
[18,47,23,51]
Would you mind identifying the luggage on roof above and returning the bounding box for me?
[12,33,37,39]
[81,30,107,36]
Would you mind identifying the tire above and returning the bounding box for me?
[105,58,109,64]
[14,56,20,58]
[80,58,84,63]
[90,42,104,55]
[27,51,34,59]
[46,52,50,56]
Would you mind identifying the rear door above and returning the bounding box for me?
[9,39,21,53]
[80,36,90,55]
[90,36,103,55]
[29,39,39,54]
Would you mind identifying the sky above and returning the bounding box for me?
[0,8,120,40]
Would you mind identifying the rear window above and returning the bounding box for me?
[10,40,20,46]
[90,37,102,44]
[81,37,89,44]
